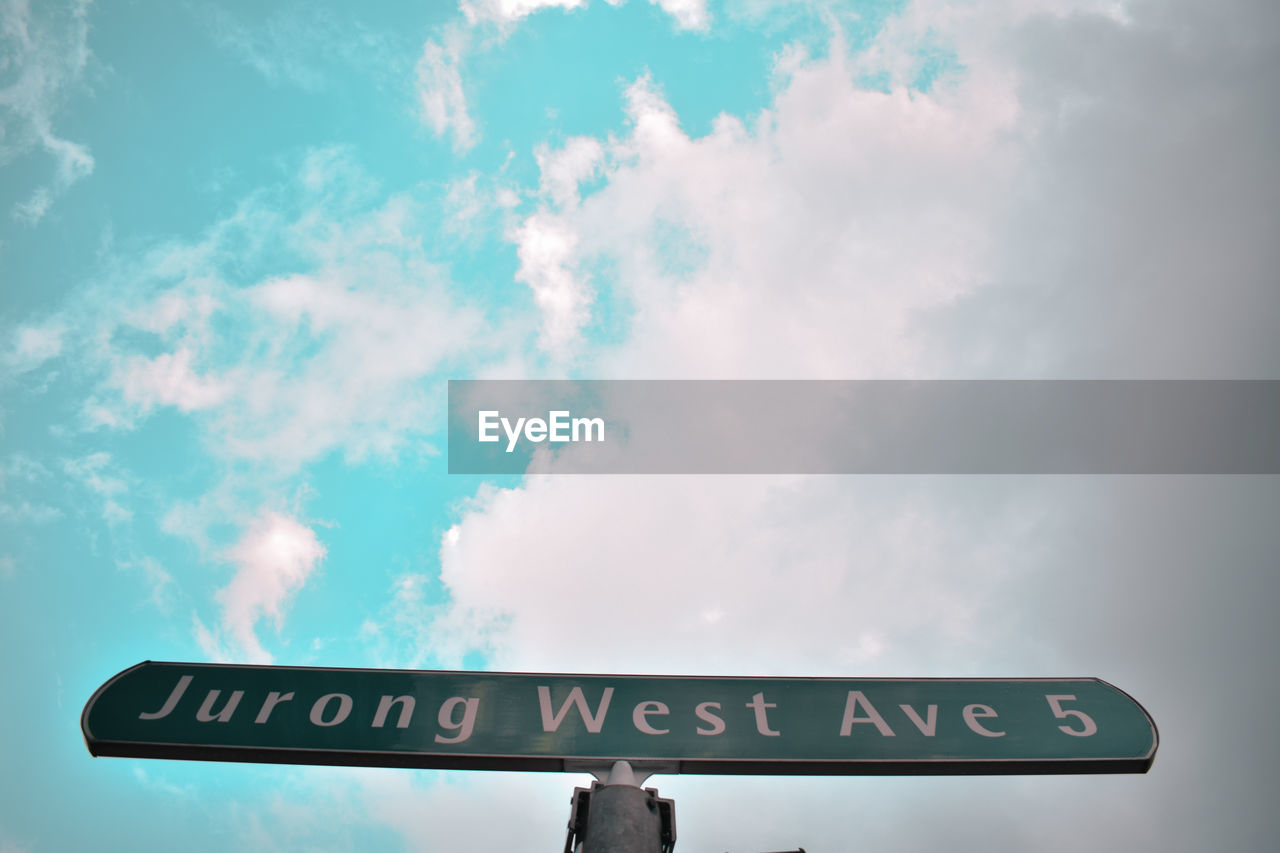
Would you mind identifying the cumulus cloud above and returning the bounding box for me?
[439,476,1039,676]
[0,0,95,223]
[512,213,590,357]
[534,136,603,209]
[508,50,1019,376]
[438,10,1030,682]
[429,0,1280,795]
[199,510,326,664]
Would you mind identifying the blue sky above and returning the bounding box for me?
[3,0,1279,850]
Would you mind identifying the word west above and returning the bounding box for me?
[477,410,605,453]
[536,688,1100,739]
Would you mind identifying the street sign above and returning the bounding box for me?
[83,662,1157,775]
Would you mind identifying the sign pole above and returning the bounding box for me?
[566,761,675,853]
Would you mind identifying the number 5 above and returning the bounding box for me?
[1046,694,1098,736]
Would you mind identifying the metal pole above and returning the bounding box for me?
[568,761,674,853]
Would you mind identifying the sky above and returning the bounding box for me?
[1,0,1278,849]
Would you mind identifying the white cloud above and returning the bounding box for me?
[203,6,391,93]
[650,0,708,31]
[0,500,60,524]
[118,347,231,413]
[359,771,568,851]
[220,263,484,465]
[68,150,492,469]
[11,133,93,223]
[421,0,713,156]
[535,136,603,209]
[512,213,590,357]
[428,13,1280,842]
[508,50,1019,376]
[431,6,1036,684]
[416,25,477,152]
[200,510,327,664]
[0,0,95,223]
[117,554,176,612]
[460,0,587,27]
[62,451,130,524]
[438,476,1038,676]
[4,321,65,375]
[460,0,707,31]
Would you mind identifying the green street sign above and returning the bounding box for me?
[83,662,1158,775]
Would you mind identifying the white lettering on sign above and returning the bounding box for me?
[311,693,354,727]
[131,674,484,739]
[537,685,614,734]
[633,701,671,735]
[746,692,782,737]
[477,410,605,453]
[372,695,415,729]
[839,691,895,737]
[196,689,244,723]
[126,674,1118,751]
[694,701,726,736]
[138,674,193,720]
[254,691,295,724]
[435,697,479,743]
[963,703,1005,737]
[899,703,938,737]
[1046,694,1098,736]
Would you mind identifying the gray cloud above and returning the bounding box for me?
[929,0,1280,377]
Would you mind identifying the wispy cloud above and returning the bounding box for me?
[62,451,130,525]
[117,347,232,413]
[203,5,395,92]
[197,510,326,664]
[2,321,66,378]
[417,0,714,153]
[62,147,492,469]
[416,24,477,152]
[0,0,95,223]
